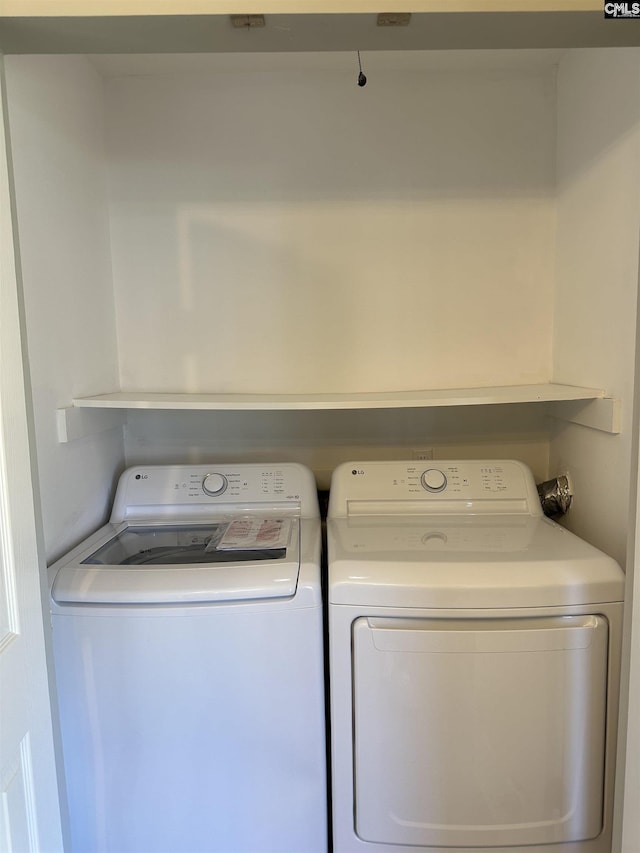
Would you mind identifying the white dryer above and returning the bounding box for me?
[327,460,624,853]
[49,463,326,853]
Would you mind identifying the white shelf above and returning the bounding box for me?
[57,384,619,442]
[71,383,606,412]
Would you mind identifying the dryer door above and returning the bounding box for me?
[352,614,608,848]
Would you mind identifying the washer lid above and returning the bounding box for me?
[328,516,624,608]
[52,519,300,605]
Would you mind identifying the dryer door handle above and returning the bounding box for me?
[366,614,603,653]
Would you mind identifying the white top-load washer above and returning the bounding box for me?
[49,463,326,853]
[327,460,624,853]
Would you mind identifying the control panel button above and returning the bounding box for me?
[421,468,448,493]
[202,473,228,497]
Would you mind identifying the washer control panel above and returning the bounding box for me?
[328,460,542,518]
[110,463,319,521]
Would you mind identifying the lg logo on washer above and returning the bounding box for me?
[352,469,365,476]
[134,473,149,480]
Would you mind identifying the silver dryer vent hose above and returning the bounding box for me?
[537,475,572,518]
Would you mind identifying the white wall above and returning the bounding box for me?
[550,50,640,848]
[0,51,560,556]
[103,53,557,395]
[4,55,125,562]
[550,48,640,569]
[124,404,551,489]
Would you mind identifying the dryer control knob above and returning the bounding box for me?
[421,468,447,493]
[202,473,228,496]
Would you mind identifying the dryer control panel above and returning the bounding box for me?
[328,460,542,518]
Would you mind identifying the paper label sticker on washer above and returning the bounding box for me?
[214,518,291,550]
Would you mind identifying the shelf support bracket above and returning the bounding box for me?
[56,407,126,444]
[548,397,621,435]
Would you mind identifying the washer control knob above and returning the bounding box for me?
[202,473,228,497]
[421,468,447,493]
